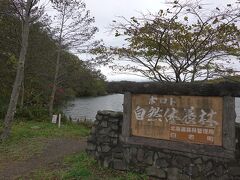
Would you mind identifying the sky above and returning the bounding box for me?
[85,0,167,81]
[44,0,238,82]
[82,0,238,81]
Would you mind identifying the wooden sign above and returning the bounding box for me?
[131,94,223,146]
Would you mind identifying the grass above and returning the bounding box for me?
[0,120,90,164]
[62,152,147,180]
[0,120,147,179]
[23,152,147,180]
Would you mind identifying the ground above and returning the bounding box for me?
[0,121,146,180]
[0,137,87,179]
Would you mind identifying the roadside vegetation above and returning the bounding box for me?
[19,152,147,180]
[0,121,90,163]
[0,120,146,179]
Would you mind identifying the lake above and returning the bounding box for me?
[63,94,240,122]
[62,94,124,120]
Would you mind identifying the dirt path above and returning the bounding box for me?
[0,138,87,180]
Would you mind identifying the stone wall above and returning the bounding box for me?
[86,111,240,180]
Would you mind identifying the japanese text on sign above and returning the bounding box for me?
[131,95,223,146]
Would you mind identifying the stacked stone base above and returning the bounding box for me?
[87,111,240,179]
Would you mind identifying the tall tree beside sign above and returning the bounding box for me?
[0,0,44,141]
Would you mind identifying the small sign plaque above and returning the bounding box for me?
[131,94,223,146]
[52,115,58,124]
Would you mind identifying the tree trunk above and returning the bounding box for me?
[49,5,65,117]
[20,75,24,109]
[0,16,30,141]
[49,49,61,117]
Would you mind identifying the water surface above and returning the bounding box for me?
[63,94,123,120]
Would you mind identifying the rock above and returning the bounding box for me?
[144,151,154,165]
[204,161,213,173]
[113,159,127,170]
[130,147,137,156]
[156,159,169,168]
[176,156,191,167]
[113,152,123,159]
[110,111,123,118]
[221,175,231,180]
[130,147,137,163]
[112,146,122,153]
[137,149,144,162]
[153,152,159,163]
[215,165,224,177]
[191,165,199,177]
[229,166,240,176]
[97,145,102,152]
[111,137,118,145]
[111,124,119,130]
[207,175,219,180]
[123,149,131,163]
[194,158,203,164]
[97,135,110,143]
[95,114,102,121]
[97,110,123,118]
[146,166,166,178]
[101,121,108,128]
[167,167,180,180]
[109,132,118,138]
[103,157,112,168]
[109,118,120,123]
[99,128,111,135]
[158,151,171,159]
[102,144,111,152]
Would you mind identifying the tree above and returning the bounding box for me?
[49,0,99,116]
[106,1,240,82]
[0,0,43,141]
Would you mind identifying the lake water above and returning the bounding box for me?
[62,94,124,120]
[63,94,240,122]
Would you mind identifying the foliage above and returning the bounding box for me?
[103,1,240,82]
[0,2,106,120]
[15,106,49,121]
[50,0,100,53]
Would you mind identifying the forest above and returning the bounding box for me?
[0,1,106,122]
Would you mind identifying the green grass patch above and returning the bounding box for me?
[0,121,90,142]
[0,121,146,179]
[62,152,147,180]
[22,152,147,180]
[0,121,90,164]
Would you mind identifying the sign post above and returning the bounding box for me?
[121,92,236,159]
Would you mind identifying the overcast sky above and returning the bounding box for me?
[45,0,237,81]
[80,0,237,81]
[84,0,167,81]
